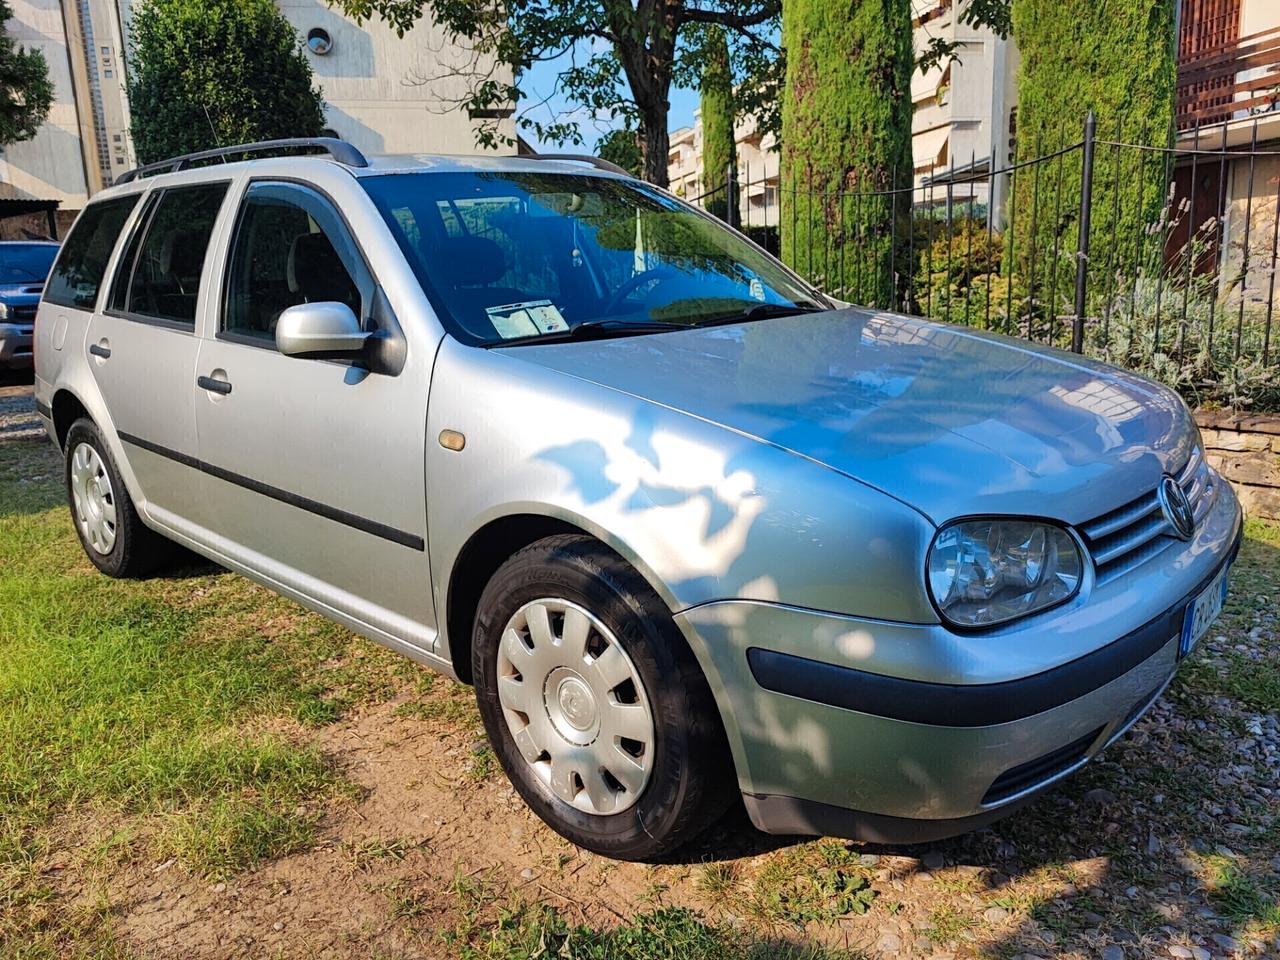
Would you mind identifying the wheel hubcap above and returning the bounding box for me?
[70,442,117,555]
[496,598,655,815]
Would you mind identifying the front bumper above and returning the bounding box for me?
[675,478,1242,842]
[0,323,34,367]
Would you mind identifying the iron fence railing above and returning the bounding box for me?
[685,112,1280,409]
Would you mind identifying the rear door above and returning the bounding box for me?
[87,181,231,523]
[190,179,433,648]
[39,195,140,393]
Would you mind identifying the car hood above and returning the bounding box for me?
[507,309,1196,525]
[0,283,42,306]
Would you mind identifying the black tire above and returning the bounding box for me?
[473,534,733,860]
[64,418,174,578]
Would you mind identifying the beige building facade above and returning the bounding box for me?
[0,0,513,223]
[668,109,780,227]
[910,0,1018,215]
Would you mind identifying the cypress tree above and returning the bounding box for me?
[780,0,913,305]
[1010,0,1176,326]
[700,27,737,223]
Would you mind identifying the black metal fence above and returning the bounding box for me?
[687,112,1280,410]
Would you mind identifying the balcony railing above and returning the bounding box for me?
[1177,24,1280,129]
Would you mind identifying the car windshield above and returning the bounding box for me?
[361,171,825,345]
[0,243,58,284]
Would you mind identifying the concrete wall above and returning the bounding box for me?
[0,0,92,208]
[277,0,515,156]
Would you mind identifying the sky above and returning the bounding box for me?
[519,47,701,151]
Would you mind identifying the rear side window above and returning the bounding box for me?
[111,182,229,326]
[43,195,140,309]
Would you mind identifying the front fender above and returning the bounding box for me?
[425,338,939,640]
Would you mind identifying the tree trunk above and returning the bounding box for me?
[613,0,677,188]
[639,112,671,187]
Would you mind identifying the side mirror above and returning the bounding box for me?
[275,301,370,359]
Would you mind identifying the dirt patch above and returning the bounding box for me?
[109,699,709,958]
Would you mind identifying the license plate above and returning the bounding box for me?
[1180,563,1230,658]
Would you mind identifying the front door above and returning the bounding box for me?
[191,180,433,648]
[86,182,231,524]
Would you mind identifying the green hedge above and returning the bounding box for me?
[780,0,913,305]
[1009,0,1176,316]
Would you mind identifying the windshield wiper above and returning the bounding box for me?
[489,318,684,347]
[695,302,826,328]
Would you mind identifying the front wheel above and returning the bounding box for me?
[472,535,731,860]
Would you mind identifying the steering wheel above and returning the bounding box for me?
[603,267,681,315]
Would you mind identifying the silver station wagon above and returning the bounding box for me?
[34,139,1241,860]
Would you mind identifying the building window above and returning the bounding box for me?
[103,68,113,78]
[306,27,333,55]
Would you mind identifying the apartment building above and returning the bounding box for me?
[668,108,780,227]
[910,0,1018,216]
[0,0,513,235]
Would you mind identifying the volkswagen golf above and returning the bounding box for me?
[34,139,1241,859]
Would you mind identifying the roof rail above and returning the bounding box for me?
[525,153,631,177]
[115,137,368,185]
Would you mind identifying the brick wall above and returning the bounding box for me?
[1195,411,1280,520]
[0,210,78,242]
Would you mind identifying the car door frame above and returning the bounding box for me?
[187,162,451,665]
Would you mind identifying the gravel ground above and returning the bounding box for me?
[0,380,40,442]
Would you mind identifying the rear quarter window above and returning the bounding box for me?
[43,195,141,310]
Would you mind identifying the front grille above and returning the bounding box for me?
[982,726,1103,805]
[1079,447,1215,583]
[8,305,36,322]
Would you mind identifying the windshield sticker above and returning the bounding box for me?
[486,300,570,339]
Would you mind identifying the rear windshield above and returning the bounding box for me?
[361,171,819,346]
[0,244,59,284]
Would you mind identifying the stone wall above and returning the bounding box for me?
[1195,411,1280,521]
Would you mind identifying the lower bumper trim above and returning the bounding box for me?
[743,791,1039,844]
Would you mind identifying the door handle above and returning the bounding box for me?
[197,374,232,395]
[89,342,111,359]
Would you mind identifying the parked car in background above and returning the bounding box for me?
[34,140,1241,861]
[0,240,59,369]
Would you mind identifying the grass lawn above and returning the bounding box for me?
[1,433,1277,959]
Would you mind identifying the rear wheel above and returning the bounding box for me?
[473,535,732,860]
[64,418,174,577]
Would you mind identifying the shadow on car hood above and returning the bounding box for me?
[508,308,1196,525]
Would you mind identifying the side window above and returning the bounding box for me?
[111,182,228,326]
[222,182,370,341]
[43,195,140,309]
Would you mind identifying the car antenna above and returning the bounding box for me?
[201,105,229,163]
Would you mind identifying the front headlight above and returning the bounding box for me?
[0,302,8,320]
[927,519,1083,627]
